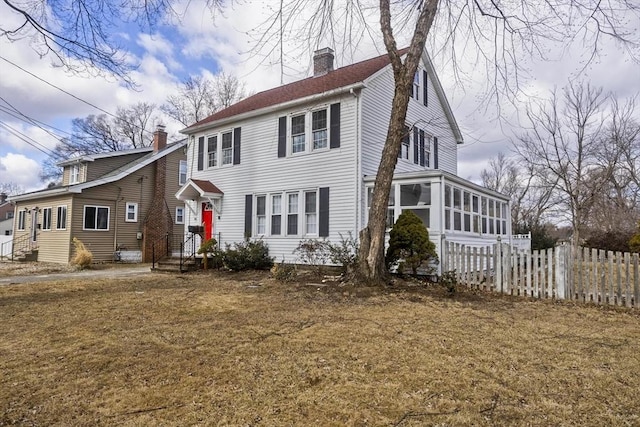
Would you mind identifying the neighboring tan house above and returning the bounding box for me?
[9,126,187,263]
[176,47,512,268]
[0,193,14,236]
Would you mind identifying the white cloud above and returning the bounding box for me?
[0,153,42,192]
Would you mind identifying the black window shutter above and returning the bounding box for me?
[233,127,241,165]
[278,116,287,157]
[413,127,419,164]
[319,187,329,237]
[330,103,341,149]
[197,136,204,171]
[244,195,252,238]
[423,70,428,106]
[419,130,425,167]
[434,137,439,169]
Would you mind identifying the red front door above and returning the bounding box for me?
[202,202,213,240]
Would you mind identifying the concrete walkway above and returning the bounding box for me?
[0,266,153,285]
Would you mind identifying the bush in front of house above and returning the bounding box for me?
[222,239,274,271]
[327,232,359,275]
[630,222,640,253]
[385,210,438,275]
[71,237,93,269]
[293,239,330,276]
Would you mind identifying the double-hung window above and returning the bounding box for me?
[287,193,299,235]
[207,136,218,168]
[291,114,306,153]
[271,195,282,235]
[312,110,327,150]
[125,202,138,222]
[55,206,67,230]
[221,132,233,165]
[17,210,26,230]
[84,206,109,231]
[305,191,317,235]
[179,160,187,185]
[413,71,420,101]
[175,206,184,224]
[42,207,52,231]
[69,164,79,184]
[256,195,266,235]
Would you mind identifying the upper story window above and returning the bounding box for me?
[291,114,306,153]
[278,103,340,158]
[398,125,432,168]
[179,160,187,185]
[70,164,80,184]
[6,211,13,219]
[197,128,241,171]
[412,71,420,101]
[312,110,327,150]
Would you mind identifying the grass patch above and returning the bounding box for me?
[1,271,639,426]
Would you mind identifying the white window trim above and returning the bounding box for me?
[304,190,319,236]
[17,210,26,231]
[255,195,267,236]
[205,130,235,169]
[270,194,282,236]
[56,205,67,230]
[179,160,187,185]
[83,205,110,231]
[289,107,330,156]
[125,202,138,223]
[42,207,52,231]
[175,206,185,224]
[69,164,80,184]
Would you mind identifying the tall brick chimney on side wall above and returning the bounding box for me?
[153,124,167,152]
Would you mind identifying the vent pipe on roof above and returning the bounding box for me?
[313,47,334,77]
[153,124,167,152]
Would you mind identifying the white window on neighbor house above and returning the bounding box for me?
[175,206,184,224]
[270,194,282,235]
[17,210,26,230]
[179,160,187,185]
[56,206,67,230]
[42,207,52,231]
[84,205,109,231]
[221,131,233,165]
[255,195,266,235]
[69,164,80,184]
[125,202,138,222]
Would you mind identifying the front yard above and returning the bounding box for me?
[1,270,638,426]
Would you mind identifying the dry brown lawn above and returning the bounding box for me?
[1,270,639,426]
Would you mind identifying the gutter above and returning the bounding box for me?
[181,82,367,134]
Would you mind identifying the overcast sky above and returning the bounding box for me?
[1,0,638,193]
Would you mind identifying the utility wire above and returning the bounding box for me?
[0,102,69,144]
[0,120,63,159]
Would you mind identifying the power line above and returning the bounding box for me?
[0,120,63,159]
[0,102,69,144]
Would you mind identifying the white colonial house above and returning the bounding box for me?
[176,47,512,267]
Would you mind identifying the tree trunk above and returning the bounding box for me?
[355,0,438,285]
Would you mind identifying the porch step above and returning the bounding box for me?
[12,249,38,262]
[151,256,200,273]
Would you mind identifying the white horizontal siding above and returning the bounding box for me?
[185,93,359,263]
[360,61,458,178]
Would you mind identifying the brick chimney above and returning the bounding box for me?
[153,124,167,152]
[313,47,334,77]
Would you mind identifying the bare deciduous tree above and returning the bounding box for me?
[0,182,24,196]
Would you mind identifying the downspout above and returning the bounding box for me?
[113,186,122,258]
[351,87,361,234]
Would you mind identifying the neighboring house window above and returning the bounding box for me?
[179,160,187,185]
[17,210,26,230]
[207,136,217,168]
[291,114,306,154]
[305,191,317,235]
[287,193,299,235]
[84,206,109,230]
[175,206,184,224]
[221,132,233,165]
[256,195,266,235]
[271,194,282,235]
[42,207,52,231]
[312,110,328,150]
[56,206,67,230]
[125,203,138,222]
[6,211,14,219]
[70,164,79,184]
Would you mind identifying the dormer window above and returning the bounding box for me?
[70,164,79,184]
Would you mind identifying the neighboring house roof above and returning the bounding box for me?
[57,146,154,166]
[10,140,187,202]
[182,48,463,144]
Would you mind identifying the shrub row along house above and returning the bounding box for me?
[9,127,186,263]
[9,47,512,267]
[176,47,512,267]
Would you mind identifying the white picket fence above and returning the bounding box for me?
[442,240,640,309]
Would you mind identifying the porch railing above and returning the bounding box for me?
[2,232,39,261]
[151,232,221,272]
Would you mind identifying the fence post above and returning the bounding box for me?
[495,238,503,293]
[555,245,566,300]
